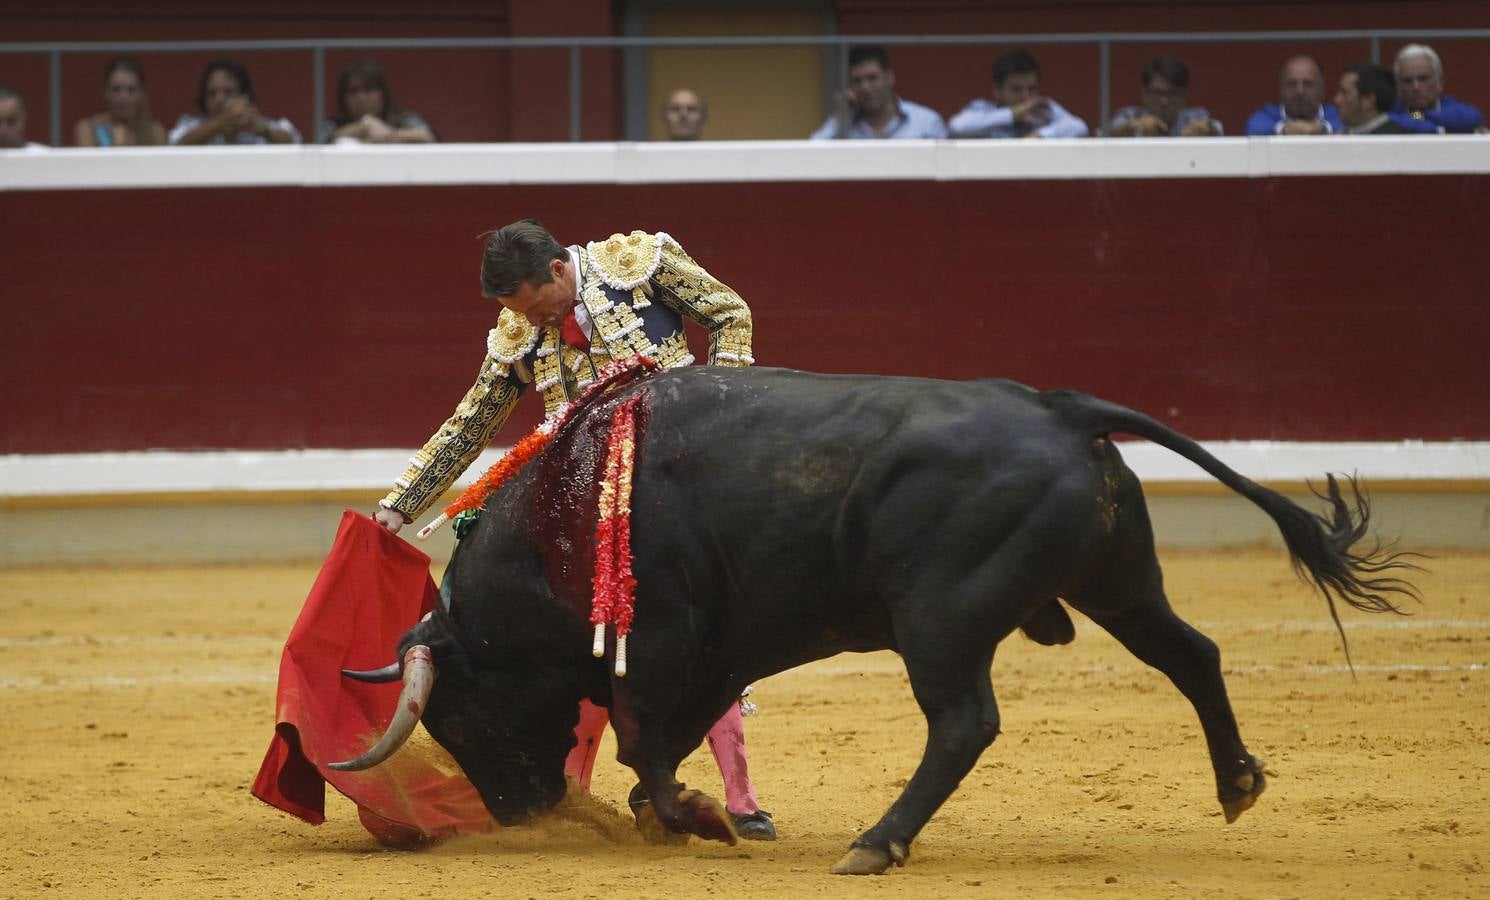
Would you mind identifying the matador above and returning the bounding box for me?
[373,219,775,840]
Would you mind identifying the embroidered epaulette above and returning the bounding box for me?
[585,230,680,290]
[487,307,541,364]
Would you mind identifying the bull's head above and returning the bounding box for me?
[329,611,587,825]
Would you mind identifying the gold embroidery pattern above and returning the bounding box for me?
[532,330,568,415]
[653,331,695,369]
[563,343,603,395]
[487,309,539,363]
[591,302,657,360]
[652,242,753,366]
[381,357,523,520]
[578,269,611,318]
[586,231,676,290]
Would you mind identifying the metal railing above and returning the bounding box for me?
[4,29,1488,146]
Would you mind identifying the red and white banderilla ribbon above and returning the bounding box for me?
[590,395,642,677]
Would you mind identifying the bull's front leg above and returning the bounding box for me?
[609,691,738,846]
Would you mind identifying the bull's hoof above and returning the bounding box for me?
[1220,756,1269,823]
[830,841,908,876]
[677,788,737,845]
[629,788,737,846]
[632,801,690,846]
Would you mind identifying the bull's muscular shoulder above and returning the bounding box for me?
[486,307,540,364]
[584,230,680,289]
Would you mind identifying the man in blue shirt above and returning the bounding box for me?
[810,45,948,140]
[1390,44,1484,134]
[1245,55,1344,135]
[949,49,1089,139]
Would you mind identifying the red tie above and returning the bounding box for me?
[561,310,591,352]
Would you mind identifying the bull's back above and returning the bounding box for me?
[636,367,1057,509]
[638,366,1060,461]
[624,367,1108,655]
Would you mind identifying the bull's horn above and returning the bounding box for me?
[327,644,437,772]
[341,662,402,683]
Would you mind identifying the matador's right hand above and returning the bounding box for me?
[374,508,409,533]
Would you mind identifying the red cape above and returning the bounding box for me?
[251,510,493,847]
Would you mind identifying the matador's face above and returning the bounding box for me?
[496,256,578,329]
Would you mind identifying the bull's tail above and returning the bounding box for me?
[1045,390,1421,665]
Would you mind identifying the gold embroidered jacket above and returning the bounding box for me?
[381,231,754,521]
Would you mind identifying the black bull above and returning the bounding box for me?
[334,366,1415,875]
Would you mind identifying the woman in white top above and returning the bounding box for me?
[169,59,300,145]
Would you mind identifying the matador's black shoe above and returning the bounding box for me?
[730,809,776,841]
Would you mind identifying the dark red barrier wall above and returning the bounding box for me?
[3,175,1486,453]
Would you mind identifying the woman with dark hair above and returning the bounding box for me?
[317,59,434,144]
[74,58,166,146]
[169,58,300,145]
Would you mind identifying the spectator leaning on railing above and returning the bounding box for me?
[1334,64,1409,135]
[0,86,46,150]
[1389,44,1484,134]
[170,59,301,145]
[73,58,166,147]
[1105,56,1221,137]
[810,45,947,140]
[949,49,1088,139]
[1246,55,1344,135]
[316,59,434,144]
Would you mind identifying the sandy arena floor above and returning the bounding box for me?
[2,548,1486,898]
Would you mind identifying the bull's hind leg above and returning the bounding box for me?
[833,645,1000,876]
[1081,578,1267,823]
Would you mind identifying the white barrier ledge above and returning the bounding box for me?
[2,442,1486,498]
[2,136,1487,192]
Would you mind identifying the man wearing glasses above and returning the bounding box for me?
[1105,57,1222,137]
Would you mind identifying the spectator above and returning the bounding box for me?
[0,87,45,149]
[73,58,166,147]
[170,59,300,145]
[661,88,707,141]
[1245,55,1343,135]
[316,60,434,144]
[810,45,947,140]
[1105,56,1221,137]
[1334,64,1409,135]
[1390,44,1484,134]
[949,49,1089,139]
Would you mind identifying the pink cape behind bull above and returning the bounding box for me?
[251,510,494,847]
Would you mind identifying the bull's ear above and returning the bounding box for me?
[342,662,402,683]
